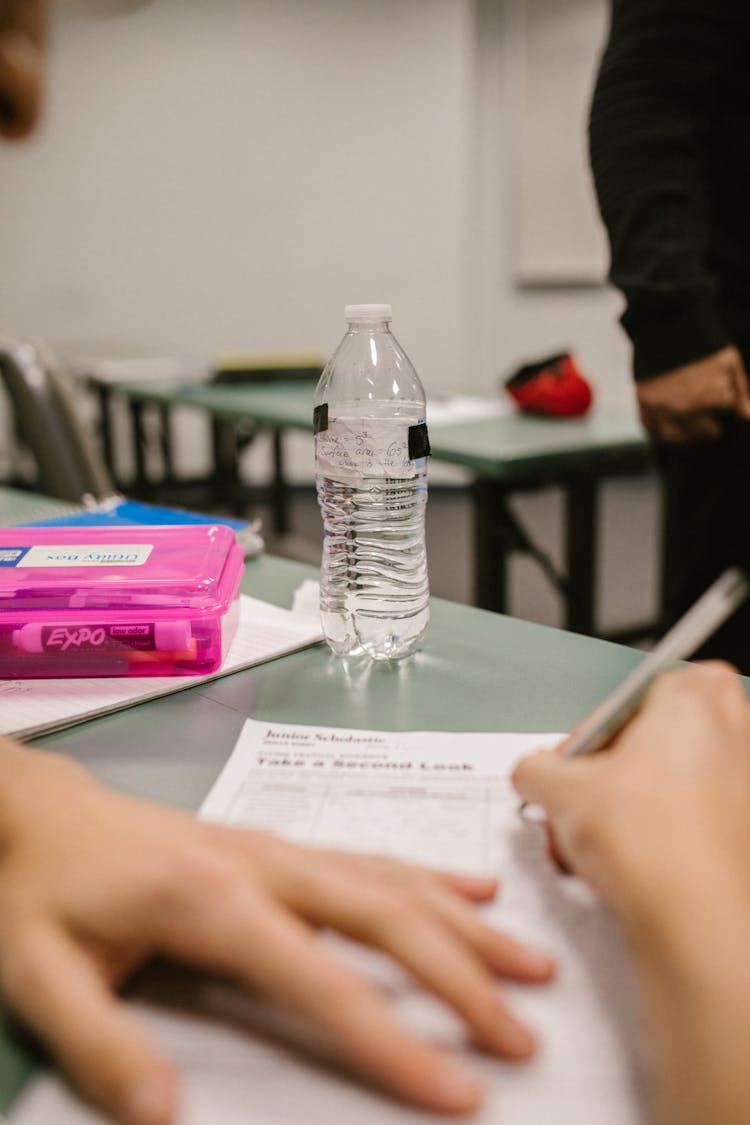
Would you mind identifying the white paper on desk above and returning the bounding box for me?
[206,721,648,1120]
[11,723,648,1125]
[427,394,513,426]
[202,720,561,875]
[0,597,322,741]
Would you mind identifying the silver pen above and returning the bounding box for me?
[519,567,749,822]
[562,567,749,760]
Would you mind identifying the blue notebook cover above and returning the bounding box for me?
[21,496,264,556]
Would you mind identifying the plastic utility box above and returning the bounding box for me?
[0,525,244,677]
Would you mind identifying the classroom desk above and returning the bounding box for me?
[0,484,662,1114]
[87,377,655,642]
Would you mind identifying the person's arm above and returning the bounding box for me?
[513,663,750,1125]
[589,0,750,439]
[0,735,554,1125]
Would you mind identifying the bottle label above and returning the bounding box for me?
[315,417,421,484]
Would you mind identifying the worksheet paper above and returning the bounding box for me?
[11,722,649,1125]
[0,598,322,740]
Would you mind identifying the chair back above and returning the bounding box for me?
[0,339,113,501]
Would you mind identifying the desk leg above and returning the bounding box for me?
[472,479,509,613]
[271,428,289,534]
[564,478,597,635]
[129,400,149,494]
[211,418,242,511]
[159,403,176,484]
[472,479,570,615]
[657,471,676,637]
[95,384,117,488]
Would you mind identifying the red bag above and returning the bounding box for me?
[505,352,594,418]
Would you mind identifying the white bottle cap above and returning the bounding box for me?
[344,303,392,322]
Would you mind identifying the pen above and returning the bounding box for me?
[0,656,131,677]
[106,642,198,664]
[48,642,198,663]
[0,642,199,678]
[562,566,750,760]
[518,567,750,824]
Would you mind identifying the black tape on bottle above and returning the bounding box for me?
[408,422,431,460]
[313,403,329,434]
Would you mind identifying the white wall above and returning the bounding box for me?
[515,0,609,283]
[471,0,632,411]
[1,0,475,386]
[0,0,635,481]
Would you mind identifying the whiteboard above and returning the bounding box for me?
[515,0,609,285]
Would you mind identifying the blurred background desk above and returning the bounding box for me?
[0,482,658,1113]
[85,376,655,642]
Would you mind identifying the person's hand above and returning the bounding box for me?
[0,739,555,1125]
[636,346,750,442]
[513,664,750,1125]
[511,663,750,925]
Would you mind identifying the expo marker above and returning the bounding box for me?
[12,620,192,655]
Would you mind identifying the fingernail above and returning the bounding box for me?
[122,1076,174,1125]
[498,1016,537,1058]
[521,947,557,976]
[431,1059,483,1109]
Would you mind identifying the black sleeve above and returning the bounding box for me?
[589,0,746,379]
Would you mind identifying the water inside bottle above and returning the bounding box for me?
[316,403,429,660]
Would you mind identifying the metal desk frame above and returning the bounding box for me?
[88,378,657,642]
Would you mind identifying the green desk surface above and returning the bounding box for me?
[0,486,663,1109]
[100,379,651,483]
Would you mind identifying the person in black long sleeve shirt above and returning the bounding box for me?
[589,0,750,670]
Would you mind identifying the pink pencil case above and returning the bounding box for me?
[0,525,244,677]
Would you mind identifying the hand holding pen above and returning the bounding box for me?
[515,567,749,864]
[513,652,750,1125]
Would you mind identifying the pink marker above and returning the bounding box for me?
[12,620,192,655]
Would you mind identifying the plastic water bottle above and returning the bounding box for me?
[314,304,430,659]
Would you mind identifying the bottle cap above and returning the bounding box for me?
[344,304,392,323]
